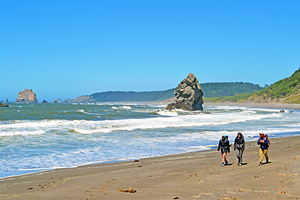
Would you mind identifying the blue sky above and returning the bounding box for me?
[1,0,299,102]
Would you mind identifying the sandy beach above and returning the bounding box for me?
[1,103,300,200]
[1,136,299,199]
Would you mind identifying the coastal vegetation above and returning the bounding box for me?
[62,69,300,104]
[90,90,174,102]
[205,69,300,104]
[76,82,264,103]
[52,69,300,104]
[201,82,264,97]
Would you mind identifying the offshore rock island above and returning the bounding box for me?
[166,73,204,111]
[15,89,38,103]
[0,103,9,107]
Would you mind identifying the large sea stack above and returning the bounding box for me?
[15,89,38,103]
[166,73,204,111]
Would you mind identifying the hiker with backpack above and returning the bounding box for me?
[257,132,270,166]
[217,134,230,167]
[234,132,245,166]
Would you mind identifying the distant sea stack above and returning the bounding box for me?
[166,73,204,111]
[15,89,38,103]
[52,99,63,103]
[0,103,9,107]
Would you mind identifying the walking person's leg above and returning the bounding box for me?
[236,149,240,164]
[259,148,264,165]
[240,150,243,165]
[264,149,269,163]
[222,152,227,166]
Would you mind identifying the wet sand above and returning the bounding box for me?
[1,134,300,199]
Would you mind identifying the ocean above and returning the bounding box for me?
[0,103,299,179]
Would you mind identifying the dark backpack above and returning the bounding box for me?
[235,136,244,150]
[265,134,270,147]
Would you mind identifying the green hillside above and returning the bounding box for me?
[206,69,300,104]
[201,82,264,97]
[77,82,264,102]
[248,68,300,103]
[90,89,175,102]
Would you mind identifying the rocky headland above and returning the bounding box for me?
[166,73,204,111]
[15,89,38,103]
[64,96,94,103]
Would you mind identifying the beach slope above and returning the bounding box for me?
[1,135,300,199]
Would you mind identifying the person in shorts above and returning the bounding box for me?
[217,134,230,167]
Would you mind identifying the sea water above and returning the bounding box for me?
[0,103,299,178]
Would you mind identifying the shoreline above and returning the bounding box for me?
[204,102,300,110]
[3,101,295,181]
[1,102,300,199]
[2,134,300,199]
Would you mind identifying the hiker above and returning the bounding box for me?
[234,132,245,166]
[257,132,270,166]
[217,134,230,167]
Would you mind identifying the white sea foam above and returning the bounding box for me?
[284,122,300,127]
[74,128,112,134]
[206,105,243,110]
[241,110,257,114]
[186,145,215,152]
[0,130,46,137]
[76,109,101,116]
[121,106,132,109]
[110,106,132,110]
[71,112,280,134]
[0,111,283,136]
[206,105,284,113]
[17,167,53,171]
[157,109,178,116]
[1,103,300,179]
[247,107,288,113]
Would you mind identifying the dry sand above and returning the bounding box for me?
[1,102,300,200]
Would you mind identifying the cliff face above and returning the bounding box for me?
[166,73,204,111]
[15,89,38,103]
